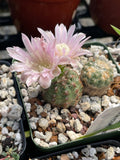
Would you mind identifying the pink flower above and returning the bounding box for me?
[7,34,61,89]
[38,23,91,67]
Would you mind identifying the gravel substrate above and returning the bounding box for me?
[17,45,120,149]
[0,63,23,159]
[35,142,120,160]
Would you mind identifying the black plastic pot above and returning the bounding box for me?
[36,139,120,159]
[13,42,120,159]
[0,60,27,160]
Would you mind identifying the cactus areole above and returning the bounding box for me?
[42,67,83,108]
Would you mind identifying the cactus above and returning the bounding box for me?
[81,58,114,96]
[42,67,83,108]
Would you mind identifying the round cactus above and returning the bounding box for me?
[81,58,114,96]
[42,67,83,108]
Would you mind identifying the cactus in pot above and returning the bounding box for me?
[42,67,83,108]
[7,24,91,108]
[81,58,114,97]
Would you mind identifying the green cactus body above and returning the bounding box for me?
[81,58,114,96]
[42,67,83,108]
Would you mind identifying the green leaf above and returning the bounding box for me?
[111,25,120,35]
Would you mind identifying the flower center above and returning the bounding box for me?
[55,43,70,56]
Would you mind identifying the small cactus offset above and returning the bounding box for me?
[42,67,83,108]
[81,58,114,96]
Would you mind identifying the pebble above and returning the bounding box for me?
[110,95,120,103]
[0,89,8,99]
[81,145,91,157]
[45,131,52,142]
[0,144,3,155]
[102,95,110,108]
[61,109,71,119]
[1,64,9,72]
[58,133,68,144]
[1,77,8,88]
[38,118,48,130]
[56,122,66,133]
[80,95,90,103]
[89,147,97,157]
[15,132,22,142]
[49,141,57,147]
[72,151,79,159]
[25,103,31,112]
[36,105,44,115]
[1,106,9,117]
[44,103,51,112]
[56,115,62,120]
[34,137,40,145]
[67,152,74,159]
[80,102,91,111]
[21,88,28,97]
[115,147,120,154]
[80,112,91,123]
[7,121,14,127]
[74,119,83,132]
[35,131,46,140]
[12,122,19,131]
[7,79,14,86]
[28,85,40,98]
[29,117,39,123]
[61,154,70,160]
[18,143,22,152]
[66,131,82,141]
[90,102,101,113]
[96,147,107,152]
[2,127,8,135]
[30,122,37,130]
[39,140,49,148]
[105,147,115,160]
[8,104,23,120]
[23,96,29,102]
[1,117,8,125]
[8,86,16,97]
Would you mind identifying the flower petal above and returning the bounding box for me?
[22,33,33,53]
[39,75,52,89]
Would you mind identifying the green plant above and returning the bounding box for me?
[111,25,120,35]
[42,67,83,108]
[1,147,20,160]
[81,58,114,96]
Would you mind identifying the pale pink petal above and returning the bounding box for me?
[7,47,28,63]
[39,75,52,89]
[58,56,71,65]
[37,28,54,43]
[70,59,80,68]
[10,62,29,72]
[22,33,33,53]
[73,49,92,58]
[59,24,68,42]
[52,67,61,77]
[79,36,91,48]
[55,24,61,43]
[67,24,75,39]
[26,76,35,86]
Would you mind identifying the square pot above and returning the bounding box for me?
[14,42,120,158]
[0,60,26,160]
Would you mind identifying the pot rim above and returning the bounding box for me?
[19,0,78,4]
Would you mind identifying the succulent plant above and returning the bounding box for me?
[81,58,114,96]
[42,67,83,108]
[1,146,19,160]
